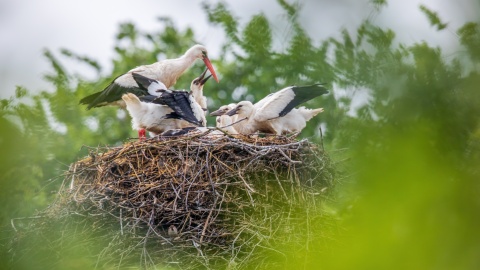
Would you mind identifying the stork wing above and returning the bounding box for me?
[253,93,274,110]
[79,77,147,109]
[138,95,165,104]
[254,84,328,122]
[143,90,203,126]
[132,72,167,95]
[132,72,158,90]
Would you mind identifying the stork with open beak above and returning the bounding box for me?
[79,44,219,110]
[225,84,328,135]
[189,68,212,113]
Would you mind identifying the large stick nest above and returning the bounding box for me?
[20,132,336,269]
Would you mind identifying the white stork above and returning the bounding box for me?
[79,44,219,109]
[210,103,238,134]
[226,84,328,135]
[189,68,212,114]
[122,73,207,138]
[225,100,275,134]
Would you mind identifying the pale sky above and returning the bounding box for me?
[0,0,478,98]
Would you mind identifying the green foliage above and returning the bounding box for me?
[202,2,240,44]
[370,0,388,10]
[1,1,479,269]
[419,4,448,30]
[242,14,271,55]
[458,22,480,61]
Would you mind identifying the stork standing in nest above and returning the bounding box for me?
[225,84,328,135]
[79,44,219,137]
[122,71,211,139]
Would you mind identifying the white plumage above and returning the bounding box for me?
[189,68,212,114]
[217,113,239,135]
[120,44,219,88]
[210,103,238,134]
[121,73,209,136]
[80,44,219,110]
[122,93,177,135]
[226,101,276,134]
[226,84,328,135]
[210,103,237,123]
[269,107,324,134]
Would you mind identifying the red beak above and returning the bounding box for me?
[202,56,219,83]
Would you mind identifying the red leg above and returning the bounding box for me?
[138,129,146,141]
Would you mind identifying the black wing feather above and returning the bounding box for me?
[131,72,158,91]
[144,90,202,126]
[79,74,148,109]
[278,84,329,117]
[139,95,166,104]
[80,83,147,110]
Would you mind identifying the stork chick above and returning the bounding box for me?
[226,84,328,135]
[190,68,212,113]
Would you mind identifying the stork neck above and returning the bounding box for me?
[160,54,198,87]
[190,87,203,96]
[177,53,198,72]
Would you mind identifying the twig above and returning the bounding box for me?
[277,148,302,164]
[319,126,324,151]
[219,117,247,129]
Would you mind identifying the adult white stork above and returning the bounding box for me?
[79,44,219,109]
[122,73,206,138]
[226,84,328,135]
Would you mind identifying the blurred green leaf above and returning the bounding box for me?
[458,22,480,61]
[419,4,448,30]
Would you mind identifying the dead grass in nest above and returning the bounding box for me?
[18,132,336,269]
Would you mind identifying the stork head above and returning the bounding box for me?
[186,44,219,83]
[210,103,237,116]
[226,101,254,118]
[210,105,230,117]
[191,68,213,90]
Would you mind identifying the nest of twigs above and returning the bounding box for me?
[17,132,335,269]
